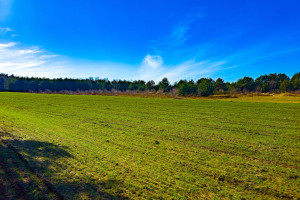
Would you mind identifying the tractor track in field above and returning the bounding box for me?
[0,135,65,200]
[0,148,28,200]
[0,177,8,200]
[0,184,5,199]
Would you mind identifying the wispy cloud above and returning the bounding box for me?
[149,10,205,54]
[171,24,189,47]
[170,12,205,47]
[139,54,165,81]
[0,27,14,32]
[142,54,163,69]
[0,42,70,77]
[222,42,300,69]
[0,42,16,48]
[0,40,139,80]
[160,60,227,83]
[0,26,16,38]
[138,54,231,83]
[0,41,235,82]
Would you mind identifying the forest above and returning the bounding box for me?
[0,72,299,96]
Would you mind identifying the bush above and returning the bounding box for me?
[197,80,214,96]
[178,83,197,96]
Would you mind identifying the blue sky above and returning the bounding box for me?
[0,0,299,83]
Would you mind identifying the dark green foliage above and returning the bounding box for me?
[197,78,215,96]
[96,79,111,91]
[0,74,8,91]
[214,78,227,94]
[0,72,299,96]
[236,77,256,92]
[255,73,291,93]
[280,80,293,92]
[145,80,156,91]
[178,81,197,96]
[158,77,171,92]
[128,80,145,91]
[291,72,300,90]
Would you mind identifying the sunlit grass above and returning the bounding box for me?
[0,92,299,199]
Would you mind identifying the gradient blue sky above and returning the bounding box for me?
[0,0,299,83]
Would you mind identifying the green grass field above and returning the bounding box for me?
[0,92,299,199]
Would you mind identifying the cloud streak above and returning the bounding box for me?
[170,12,205,47]
[149,10,205,54]
[0,42,70,77]
[142,54,163,69]
[0,27,14,32]
[0,42,231,83]
[138,54,230,83]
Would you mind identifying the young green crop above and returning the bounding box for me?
[0,92,299,199]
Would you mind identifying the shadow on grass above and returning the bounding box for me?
[0,137,127,200]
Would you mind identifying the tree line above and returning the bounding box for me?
[0,72,299,96]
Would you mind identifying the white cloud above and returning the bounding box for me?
[139,54,164,81]
[138,54,230,83]
[39,55,58,59]
[0,40,138,80]
[142,54,163,69]
[0,27,13,32]
[0,27,18,38]
[150,11,205,52]
[0,42,17,48]
[0,42,70,77]
[170,12,205,47]
[0,40,234,82]
[159,60,228,83]
[171,25,189,46]
[71,55,230,83]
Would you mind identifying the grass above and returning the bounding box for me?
[221,94,300,103]
[0,92,299,199]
